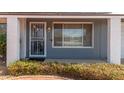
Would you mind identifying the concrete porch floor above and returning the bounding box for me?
[45,59,108,64]
[45,59,124,64]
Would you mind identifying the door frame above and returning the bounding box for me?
[29,22,47,58]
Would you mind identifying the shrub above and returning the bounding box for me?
[40,62,65,75]
[0,33,6,58]
[8,61,42,76]
[8,61,66,76]
[8,61,124,80]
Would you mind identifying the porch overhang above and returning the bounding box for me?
[0,12,123,65]
[0,12,124,19]
[0,15,124,19]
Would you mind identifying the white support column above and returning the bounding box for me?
[7,17,20,66]
[107,17,121,64]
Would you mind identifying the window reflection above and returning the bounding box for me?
[54,23,93,47]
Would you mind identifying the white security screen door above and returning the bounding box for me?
[29,22,46,57]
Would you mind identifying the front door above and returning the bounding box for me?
[29,22,46,57]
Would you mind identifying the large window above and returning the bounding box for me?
[53,22,93,48]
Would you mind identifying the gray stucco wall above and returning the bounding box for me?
[26,19,107,59]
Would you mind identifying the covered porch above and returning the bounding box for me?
[0,13,123,66]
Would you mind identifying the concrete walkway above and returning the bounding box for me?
[46,59,124,64]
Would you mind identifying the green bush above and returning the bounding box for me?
[0,33,6,57]
[8,61,124,80]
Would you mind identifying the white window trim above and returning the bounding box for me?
[52,22,94,48]
[29,22,47,57]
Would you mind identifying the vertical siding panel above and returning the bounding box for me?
[100,20,107,59]
[20,18,26,59]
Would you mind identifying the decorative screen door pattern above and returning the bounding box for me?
[29,22,46,57]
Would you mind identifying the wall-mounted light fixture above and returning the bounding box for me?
[47,27,51,32]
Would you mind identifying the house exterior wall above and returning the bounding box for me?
[20,18,26,59]
[21,19,107,59]
[120,19,124,59]
[121,22,124,58]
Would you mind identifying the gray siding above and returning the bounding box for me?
[26,19,107,59]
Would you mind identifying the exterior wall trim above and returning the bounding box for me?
[0,15,124,18]
[52,22,94,48]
